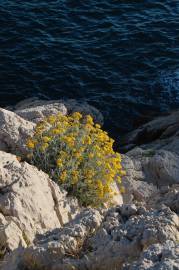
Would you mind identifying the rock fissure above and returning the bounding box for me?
[47,179,66,227]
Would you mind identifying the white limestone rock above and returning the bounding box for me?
[0,151,79,254]
[147,150,179,186]
[129,241,179,270]
[121,153,158,204]
[15,102,67,123]
[11,97,104,125]
[126,148,179,186]
[148,184,179,214]
[0,108,35,155]
[2,206,178,270]
[0,213,26,251]
[63,98,104,125]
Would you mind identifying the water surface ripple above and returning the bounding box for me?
[0,0,179,136]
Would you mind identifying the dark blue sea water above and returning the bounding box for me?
[0,0,179,137]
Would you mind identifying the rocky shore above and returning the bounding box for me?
[0,99,178,270]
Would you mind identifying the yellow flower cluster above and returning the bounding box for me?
[26,112,125,207]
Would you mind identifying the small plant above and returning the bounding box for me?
[26,112,125,207]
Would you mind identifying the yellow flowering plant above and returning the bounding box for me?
[26,112,125,207]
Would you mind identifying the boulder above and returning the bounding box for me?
[147,150,179,186]
[148,185,179,214]
[0,151,79,254]
[15,102,67,123]
[121,153,158,204]
[0,108,35,155]
[119,204,137,217]
[125,148,179,187]
[63,99,104,125]
[10,98,104,125]
[121,110,179,154]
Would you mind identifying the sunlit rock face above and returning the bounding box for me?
[0,108,35,155]
[0,150,79,252]
[0,104,178,270]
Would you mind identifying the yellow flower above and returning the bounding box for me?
[96,152,102,158]
[26,139,36,149]
[95,123,101,129]
[84,169,94,178]
[42,136,52,143]
[79,147,85,152]
[35,122,46,133]
[115,152,122,162]
[47,115,56,124]
[97,160,102,166]
[86,115,94,125]
[77,156,83,163]
[56,126,65,133]
[96,180,104,198]
[72,170,78,176]
[60,171,67,182]
[72,112,82,120]
[71,171,79,184]
[74,152,81,158]
[40,143,49,152]
[116,176,121,184]
[63,136,75,146]
[85,123,93,130]
[56,158,63,167]
[103,184,111,193]
[82,136,92,145]
[57,112,66,120]
[94,145,101,152]
[59,151,68,159]
[120,186,125,194]
[51,129,61,135]
[120,170,126,176]
[106,163,112,170]
[88,153,94,159]
[85,136,92,145]
[87,179,93,185]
